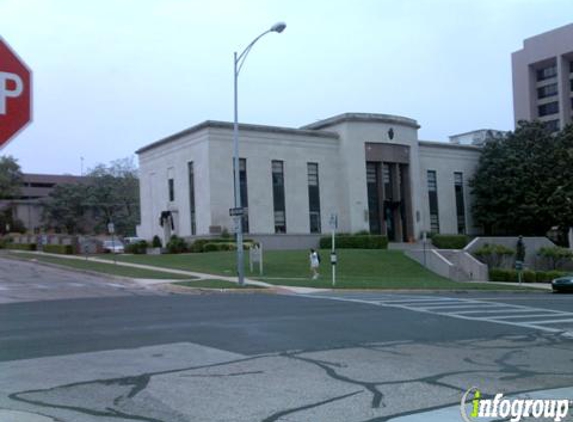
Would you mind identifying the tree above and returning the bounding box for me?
[42,183,92,234]
[85,157,140,235]
[42,157,140,235]
[0,155,23,199]
[469,121,568,235]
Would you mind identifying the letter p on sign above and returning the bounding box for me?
[0,37,32,149]
[0,71,23,115]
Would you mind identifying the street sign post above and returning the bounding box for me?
[229,207,244,217]
[0,37,32,149]
[329,213,338,287]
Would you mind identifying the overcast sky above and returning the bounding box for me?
[0,0,571,175]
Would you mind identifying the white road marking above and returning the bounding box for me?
[308,293,573,335]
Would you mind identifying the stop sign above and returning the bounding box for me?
[0,37,32,149]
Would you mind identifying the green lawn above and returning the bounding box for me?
[174,280,264,289]
[9,252,194,280]
[97,249,528,290]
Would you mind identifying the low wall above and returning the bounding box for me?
[405,249,455,280]
[248,234,321,250]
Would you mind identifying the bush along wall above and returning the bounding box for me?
[488,267,566,283]
[431,234,469,249]
[6,243,37,251]
[125,241,148,255]
[320,234,388,249]
[42,244,74,255]
[190,238,255,253]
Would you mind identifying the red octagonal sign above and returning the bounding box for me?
[0,37,32,149]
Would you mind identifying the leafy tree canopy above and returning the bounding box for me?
[0,155,23,199]
[469,121,573,236]
[42,157,140,235]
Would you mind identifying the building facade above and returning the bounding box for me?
[136,113,482,246]
[1,173,86,232]
[512,23,573,132]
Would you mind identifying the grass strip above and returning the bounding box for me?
[95,249,534,290]
[9,252,193,280]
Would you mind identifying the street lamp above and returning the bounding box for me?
[233,22,286,286]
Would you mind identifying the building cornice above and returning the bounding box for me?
[418,140,482,151]
[301,112,421,130]
[136,120,339,155]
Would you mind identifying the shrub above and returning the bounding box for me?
[166,235,188,254]
[125,240,148,254]
[191,238,253,252]
[319,234,388,249]
[537,246,573,270]
[489,268,516,282]
[43,244,74,255]
[489,268,559,283]
[473,244,515,268]
[203,242,237,252]
[6,243,37,251]
[152,235,162,248]
[535,270,566,283]
[431,234,469,249]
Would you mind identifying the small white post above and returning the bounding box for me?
[259,243,263,275]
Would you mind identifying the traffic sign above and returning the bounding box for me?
[229,207,244,217]
[0,37,32,149]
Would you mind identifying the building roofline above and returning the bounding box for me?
[136,120,340,155]
[448,129,507,139]
[418,140,482,151]
[301,112,421,130]
[23,173,86,182]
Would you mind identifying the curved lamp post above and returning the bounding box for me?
[233,22,286,286]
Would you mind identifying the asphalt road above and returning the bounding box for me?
[1,257,573,422]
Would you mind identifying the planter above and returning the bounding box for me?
[147,247,162,255]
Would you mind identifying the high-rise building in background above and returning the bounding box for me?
[512,23,573,132]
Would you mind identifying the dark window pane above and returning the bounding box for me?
[454,172,466,234]
[188,162,196,235]
[536,65,557,81]
[307,163,321,233]
[537,83,558,99]
[366,162,381,234]
[427,170,439,233]
[538,101,559,117]
[272,160,286,233]
[168,178,175,202]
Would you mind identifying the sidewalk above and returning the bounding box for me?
[10,251,280,290]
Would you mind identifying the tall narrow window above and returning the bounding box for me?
[188,162,196,235]
[454,172,466,234]
[366,162,381,234]
[307,163,321,233]
[168,178,175,202]
[272,160,286,233]
[427,170,439,233]
[239,158,249,233]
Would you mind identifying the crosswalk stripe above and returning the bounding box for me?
[307,293,573,336]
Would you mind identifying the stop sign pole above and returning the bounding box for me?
[0,36,32,149]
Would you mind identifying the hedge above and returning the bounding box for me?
[431,234,469,249]
[319,234,388,249]
[43,244,74,255]
[191,238,255,253]
[166,235,189,254]
[125,241,148,254]
[6,243,37,251]
[203,242,237,252]
[488,267,566,283]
